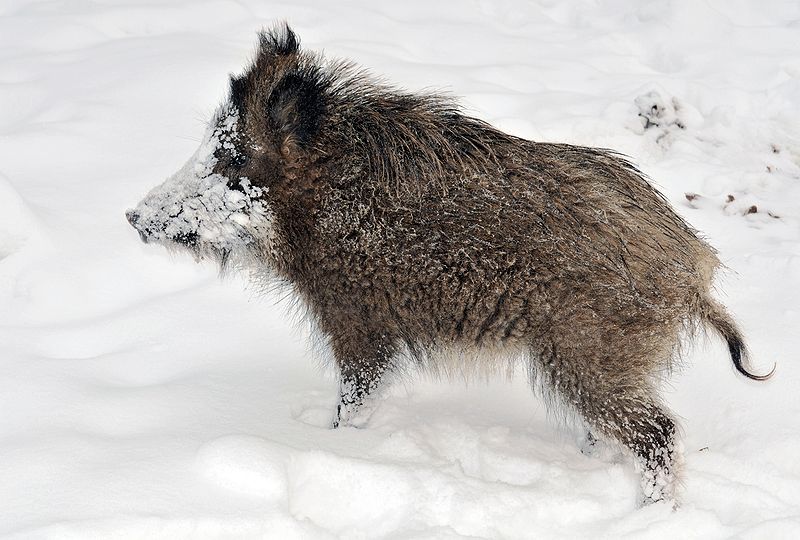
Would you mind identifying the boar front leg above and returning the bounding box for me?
[330,331,396,428]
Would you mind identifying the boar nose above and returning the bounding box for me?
[126,210,150,243]
[125,209,140,226]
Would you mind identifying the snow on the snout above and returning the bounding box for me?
[133,106,271,251]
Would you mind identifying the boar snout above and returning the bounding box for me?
[125,209,149,244]
[125,209,139,226]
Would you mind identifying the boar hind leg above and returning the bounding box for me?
[535,346,679,504]
[331,332,396,429]
[598,398,678,504]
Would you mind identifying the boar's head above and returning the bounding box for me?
[127,24,328,272]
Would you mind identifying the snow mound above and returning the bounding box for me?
[196,435,290,500]
[0,172,45,260]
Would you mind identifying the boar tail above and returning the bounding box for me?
[699,296,775,381]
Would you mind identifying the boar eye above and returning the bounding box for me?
[232,153,249,168]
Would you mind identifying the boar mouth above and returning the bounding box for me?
[126,208,201,250]
[126,209,239,270]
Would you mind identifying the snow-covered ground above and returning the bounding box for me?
[2,0,799,537]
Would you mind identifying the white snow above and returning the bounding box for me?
[1,0,799,538]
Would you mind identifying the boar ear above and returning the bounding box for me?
[229,75,247,111]
[258,23,300,57]
[267,68,327,152]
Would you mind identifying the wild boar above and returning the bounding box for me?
[127,24,772,504]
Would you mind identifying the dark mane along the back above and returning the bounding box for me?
[322,65,525,193]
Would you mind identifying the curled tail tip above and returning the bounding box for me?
[738,360,776,381]
[702,296,773,381]
[727,335,775,381]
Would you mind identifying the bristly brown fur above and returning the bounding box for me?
[130,23,773,505]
